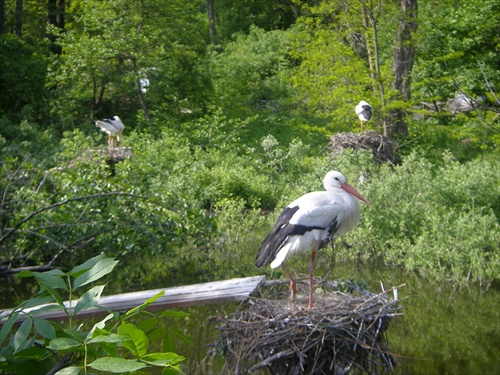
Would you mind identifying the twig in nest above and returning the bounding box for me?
[209,285,403,374]
[330,131,400,164]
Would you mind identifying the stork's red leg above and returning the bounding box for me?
[107,136,112,158]
[281,263,297,301]
[308,249,316,309]
[109,136,115,158]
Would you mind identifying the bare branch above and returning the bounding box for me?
[0,192,146,245]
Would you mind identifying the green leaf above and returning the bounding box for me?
[54,366,82,375]
[23,294,56,308]
[167,327,192,346]
[147,327,167,342]
[29,304,66,317]
[163,330,176,353]
[125,290,165,316]
[0,311,19,346]
[161,366,181,375]
[33,318,56,340]
[32,270,68,291]
[70,254,107,277]
[159,310,190,318]
[117,322,148,358]
[40,285,64,306]
[88,357,148,373]
[73,258,118,290]
[87,333,130,344]
[136,317,159,333]
[47,337,82,351]
[98,340,118,357]
[86,313,114,340]
[14,317,33,352]
[12,344,46,359]
[74,285,105,315]
[17,270,35,278]
[142,352,185,366]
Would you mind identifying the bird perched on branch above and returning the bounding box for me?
[95,116,125,157]
[355,101,372,132]
[255,171,368,309]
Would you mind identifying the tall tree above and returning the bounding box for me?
[391,0,417,137]
[48,0,65,54]
[206,0,216,46]
[49,0,211,128]
[357,0,389,135]
[15,0,22,37]
[0,0,5,34]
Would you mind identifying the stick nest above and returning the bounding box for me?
[210,284,402,375]
[329,131,400,164]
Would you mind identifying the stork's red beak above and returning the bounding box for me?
[341,183,369,204]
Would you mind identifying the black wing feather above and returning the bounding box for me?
[320,218,339,248]
[361,105,372,121]
[255,206,324,267]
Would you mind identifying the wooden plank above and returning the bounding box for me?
[0,275,266,323]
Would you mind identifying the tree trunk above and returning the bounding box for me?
[0,0,5,35]
[131,57,154,128]
[391,0,418,137]
[48,0,65,54]
[15,0,22,37]
[206,0,216,47]
[361,2,388,136]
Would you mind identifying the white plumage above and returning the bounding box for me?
[355,100,372,131]
[256,171,368,308]
[95,116,125,156]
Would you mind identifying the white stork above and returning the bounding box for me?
[355,101,372,132]
[255,171,368,309]
[95,116,125,157]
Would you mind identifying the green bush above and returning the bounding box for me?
[335,151,499,285]
[0,255,186,374]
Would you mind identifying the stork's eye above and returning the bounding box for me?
[334,177,341,182]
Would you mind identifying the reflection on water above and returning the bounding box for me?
[160,265,500,374]
[1,262,499,374]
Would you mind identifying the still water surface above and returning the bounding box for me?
[140,264,500,374]
[1,263,499,374]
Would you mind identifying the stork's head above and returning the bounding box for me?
[324,171,369,204]
[324,171,346,190]
[113,116,121,121]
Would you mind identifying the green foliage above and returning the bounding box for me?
[211,26,293,117]
[414,0,500,101]
[0,255,186,374]
[214,0,298,42]
[333,151,500,286]
[0,0,499,302]
[49,0,210,127]
[289,26,375,130]
[0,34,48,124]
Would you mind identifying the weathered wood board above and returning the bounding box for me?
[0,275,266,323]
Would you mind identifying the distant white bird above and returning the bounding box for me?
[95,116,125,157]
[255,171,368,309]
[355,101,373,132]
[139,78,150,93]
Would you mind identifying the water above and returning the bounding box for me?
[1,264,499,374]
[139,264,500,374]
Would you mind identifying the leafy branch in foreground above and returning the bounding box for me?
[0,255,189,375]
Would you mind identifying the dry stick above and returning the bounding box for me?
[479,63,500,105]
[216,289,402,374]
[248,350,293,372]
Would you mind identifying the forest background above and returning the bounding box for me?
[0,0,499,297]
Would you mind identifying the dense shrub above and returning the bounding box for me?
[1,121,498,289]
[333,151,499,285]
